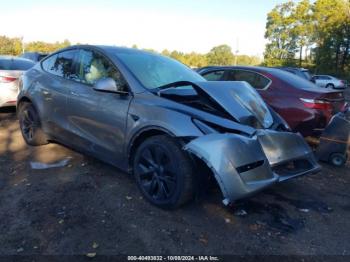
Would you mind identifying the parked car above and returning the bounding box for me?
[17,46,320,209]
[311,75,346,89]
[276,67,313,81]
[0,56,35,108]
[198,66,346,137]
[20,52,48,62]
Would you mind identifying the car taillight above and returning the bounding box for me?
[0,75,17,83]
[300,98,332,110]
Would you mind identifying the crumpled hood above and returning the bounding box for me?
[192,81,274,129]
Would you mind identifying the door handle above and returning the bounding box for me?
[43,90,50,95]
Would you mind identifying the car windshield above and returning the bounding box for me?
[115,51,205,89]
[0,58,35,70]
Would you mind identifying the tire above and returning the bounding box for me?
[133,135,195,209]
[18,102,48,146]
[326,83,335,89]
[329,153,347,167]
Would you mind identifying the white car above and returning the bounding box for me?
[312,75,346,89]
[0,56,35,107]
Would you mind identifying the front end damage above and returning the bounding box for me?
[184,130,321,205]
[158,81,321,205]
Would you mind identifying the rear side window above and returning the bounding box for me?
[271,69,317,89]
[0,59,34,70]
[42,50,79,80]
[225,70,270,90]
[202,70,225,81]
[42,54,58,73]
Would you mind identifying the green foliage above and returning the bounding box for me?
[0,36,71,55]
[207,45,234,66]
[0,36,260,69]
[264,1,298,65]
[25,39,71,53]
[264,0,350,76]
[236,55,261,66]
[0,36,22,55]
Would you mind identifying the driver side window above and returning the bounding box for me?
[77,49,127,90]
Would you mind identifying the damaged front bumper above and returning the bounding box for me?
[184,130,321,205]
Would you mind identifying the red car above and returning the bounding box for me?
[198,66,347,137]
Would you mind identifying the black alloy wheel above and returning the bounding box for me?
[18,102,48,146]
[133,135,194,209]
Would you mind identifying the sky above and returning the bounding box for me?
[1,0,291,57]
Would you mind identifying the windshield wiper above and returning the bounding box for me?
[156,81,195,96]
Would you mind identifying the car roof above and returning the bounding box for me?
[0,55,35,63]
[54,44,155,56]
[22,52,47,55]
[198,65,292,75]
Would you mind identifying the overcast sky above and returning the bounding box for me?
[2,0,292,56]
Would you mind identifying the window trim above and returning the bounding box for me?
[40,49,79,81]
[203,68,272,91]
[201,70,226,81]
[40,46,132,94]
[75,48,131,93]
[225,69,272,91]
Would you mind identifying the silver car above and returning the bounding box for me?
[0,56,35,107]
[17,45,320,209]
[312,75,346,89]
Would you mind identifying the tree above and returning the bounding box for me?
[184,52,207,68]
[206,45,234,65]
[161,49,171,57]
[25,39,71,53]
[264,0,350,78]
[236,55,261,66]
[264,1,298,66]
[291,0,313,66]
[169,50,187,64]
[0,36,22,55]
[312,0,350,74]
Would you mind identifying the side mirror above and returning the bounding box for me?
[93,77,129,95]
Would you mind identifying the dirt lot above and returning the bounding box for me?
[0,100,349,257]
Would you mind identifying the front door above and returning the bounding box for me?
[65,48,132,167]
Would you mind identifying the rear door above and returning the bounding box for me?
[65,48,132,166]
[39,49,79,139]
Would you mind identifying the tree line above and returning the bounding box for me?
[264,0,350,77]
[0,35,260,68]
[0,36,71,56]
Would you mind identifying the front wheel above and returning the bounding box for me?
[18,102,48,146]
[133,135,195,209]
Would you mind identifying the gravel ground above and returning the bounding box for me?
[0,92,349,257]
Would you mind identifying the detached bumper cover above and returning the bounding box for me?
[184,130,320,204]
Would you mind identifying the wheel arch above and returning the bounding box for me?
[127,126,175,172]
[16,96,33,115]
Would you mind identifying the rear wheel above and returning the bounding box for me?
[18,102,48,146]
[329,153,347,167]
[326,83,335,89]
[133,135,195,209]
